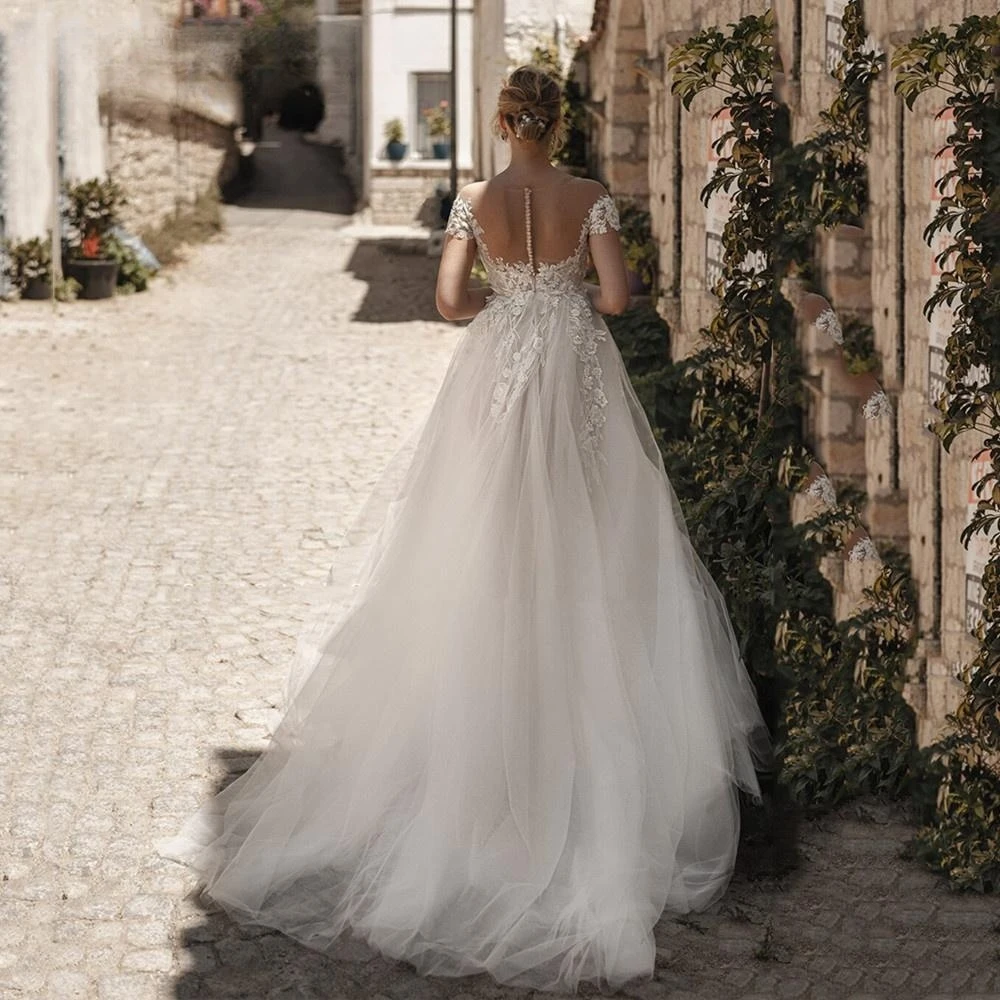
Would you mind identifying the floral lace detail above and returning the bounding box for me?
[585,194,621,236]
[490,326,547,419]
[452,192,617,474]
[445,196,477,240]
[570,316,609,470]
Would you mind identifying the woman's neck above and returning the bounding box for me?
[502,141,557,180]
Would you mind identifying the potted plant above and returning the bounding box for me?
[62,175,126,300]
[1,235,53,300]
[384,118,407,162]
[423,100,452,159]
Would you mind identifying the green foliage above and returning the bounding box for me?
[236,0,317,81]
[104,234,152,294]
[383,118,405,144]
[894,13,1000,893]
[664,3,919,818]
[840,317,879,375]
[62,175,126,256]
[616,202,657,293]
[54,276,81,302]
[780,557,917,809]
[773,2,885,268]
[1,235,52,288]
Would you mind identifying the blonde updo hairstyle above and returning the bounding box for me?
[493,65,567,154]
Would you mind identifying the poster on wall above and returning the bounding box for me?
[704,108,732,294]
[825,0,847,73]
[928,108,956,405]
[966,449,994,634]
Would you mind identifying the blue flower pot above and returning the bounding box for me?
[386,141,407,162]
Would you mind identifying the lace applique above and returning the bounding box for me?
[571,317,609,470]
[445,195,477,240]
[490,326,547,419]
[586,194,621,236]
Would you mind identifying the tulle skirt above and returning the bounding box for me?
[159,292,771,993]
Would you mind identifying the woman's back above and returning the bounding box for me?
[461,173,610,268]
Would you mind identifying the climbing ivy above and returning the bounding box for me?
[662,5,918,813]
[894,14,1000,892]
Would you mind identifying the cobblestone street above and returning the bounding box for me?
[1,207,998,1000]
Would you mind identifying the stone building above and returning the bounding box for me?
[582,0,994,744]
[0,0,242,271]
[353,0,593,224]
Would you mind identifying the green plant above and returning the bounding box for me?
[104,234,152,293]
[1,235,52,289]
[840,316,879,375]
[773,2,884,267]
[236,0,317,82]
[616,202,658,293]
[54,276,81,302]
[384,118,405,144]
[894,12,1000,893]
[422,101,451,139]
[63,175,126,258]
[666,5,919,823]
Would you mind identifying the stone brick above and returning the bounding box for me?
[611,124,640,157]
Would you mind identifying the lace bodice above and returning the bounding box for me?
[445,192,621,301]
[444,188,622,483]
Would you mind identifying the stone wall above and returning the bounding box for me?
[584,0,995,746]
[583,0,650,203]
[369,165,475,227]
[106,110,236,236]
[862,0,994,744]
[100,4,242,234]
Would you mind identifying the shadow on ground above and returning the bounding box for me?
[345,240,446,324]
[230,121,356,216]
[171,754,1000,999]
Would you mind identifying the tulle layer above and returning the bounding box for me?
[160,294,771,993]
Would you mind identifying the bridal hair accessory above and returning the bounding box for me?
[514,110,550,137]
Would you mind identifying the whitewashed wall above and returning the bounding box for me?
[367,0,475,169]
[59,16,106,184]
[1,15,57,241]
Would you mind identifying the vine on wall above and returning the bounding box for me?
[893,14,1000,892]
[660,6,918,814]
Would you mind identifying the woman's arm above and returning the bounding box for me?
[586,229,630,316]
[435,234,489,321]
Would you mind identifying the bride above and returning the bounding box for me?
[160,65,771,993]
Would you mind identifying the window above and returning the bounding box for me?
[412,73,451,158]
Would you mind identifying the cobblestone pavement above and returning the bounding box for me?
[1,207,998,1000]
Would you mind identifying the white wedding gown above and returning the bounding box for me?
[160,190,771,993]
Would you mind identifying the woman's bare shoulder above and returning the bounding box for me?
[568,177,610,204]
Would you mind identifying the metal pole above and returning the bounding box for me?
[449,0,457,200]
[50,14,61,299]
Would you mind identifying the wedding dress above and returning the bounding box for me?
[160,187,771,993]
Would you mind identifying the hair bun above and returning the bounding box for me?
[493,65,567,151]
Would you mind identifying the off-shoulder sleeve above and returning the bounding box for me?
[585,194,621,235]
[445,195,477,240]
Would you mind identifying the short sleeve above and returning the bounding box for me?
[445,195,476,240]
[585,194,621,236]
